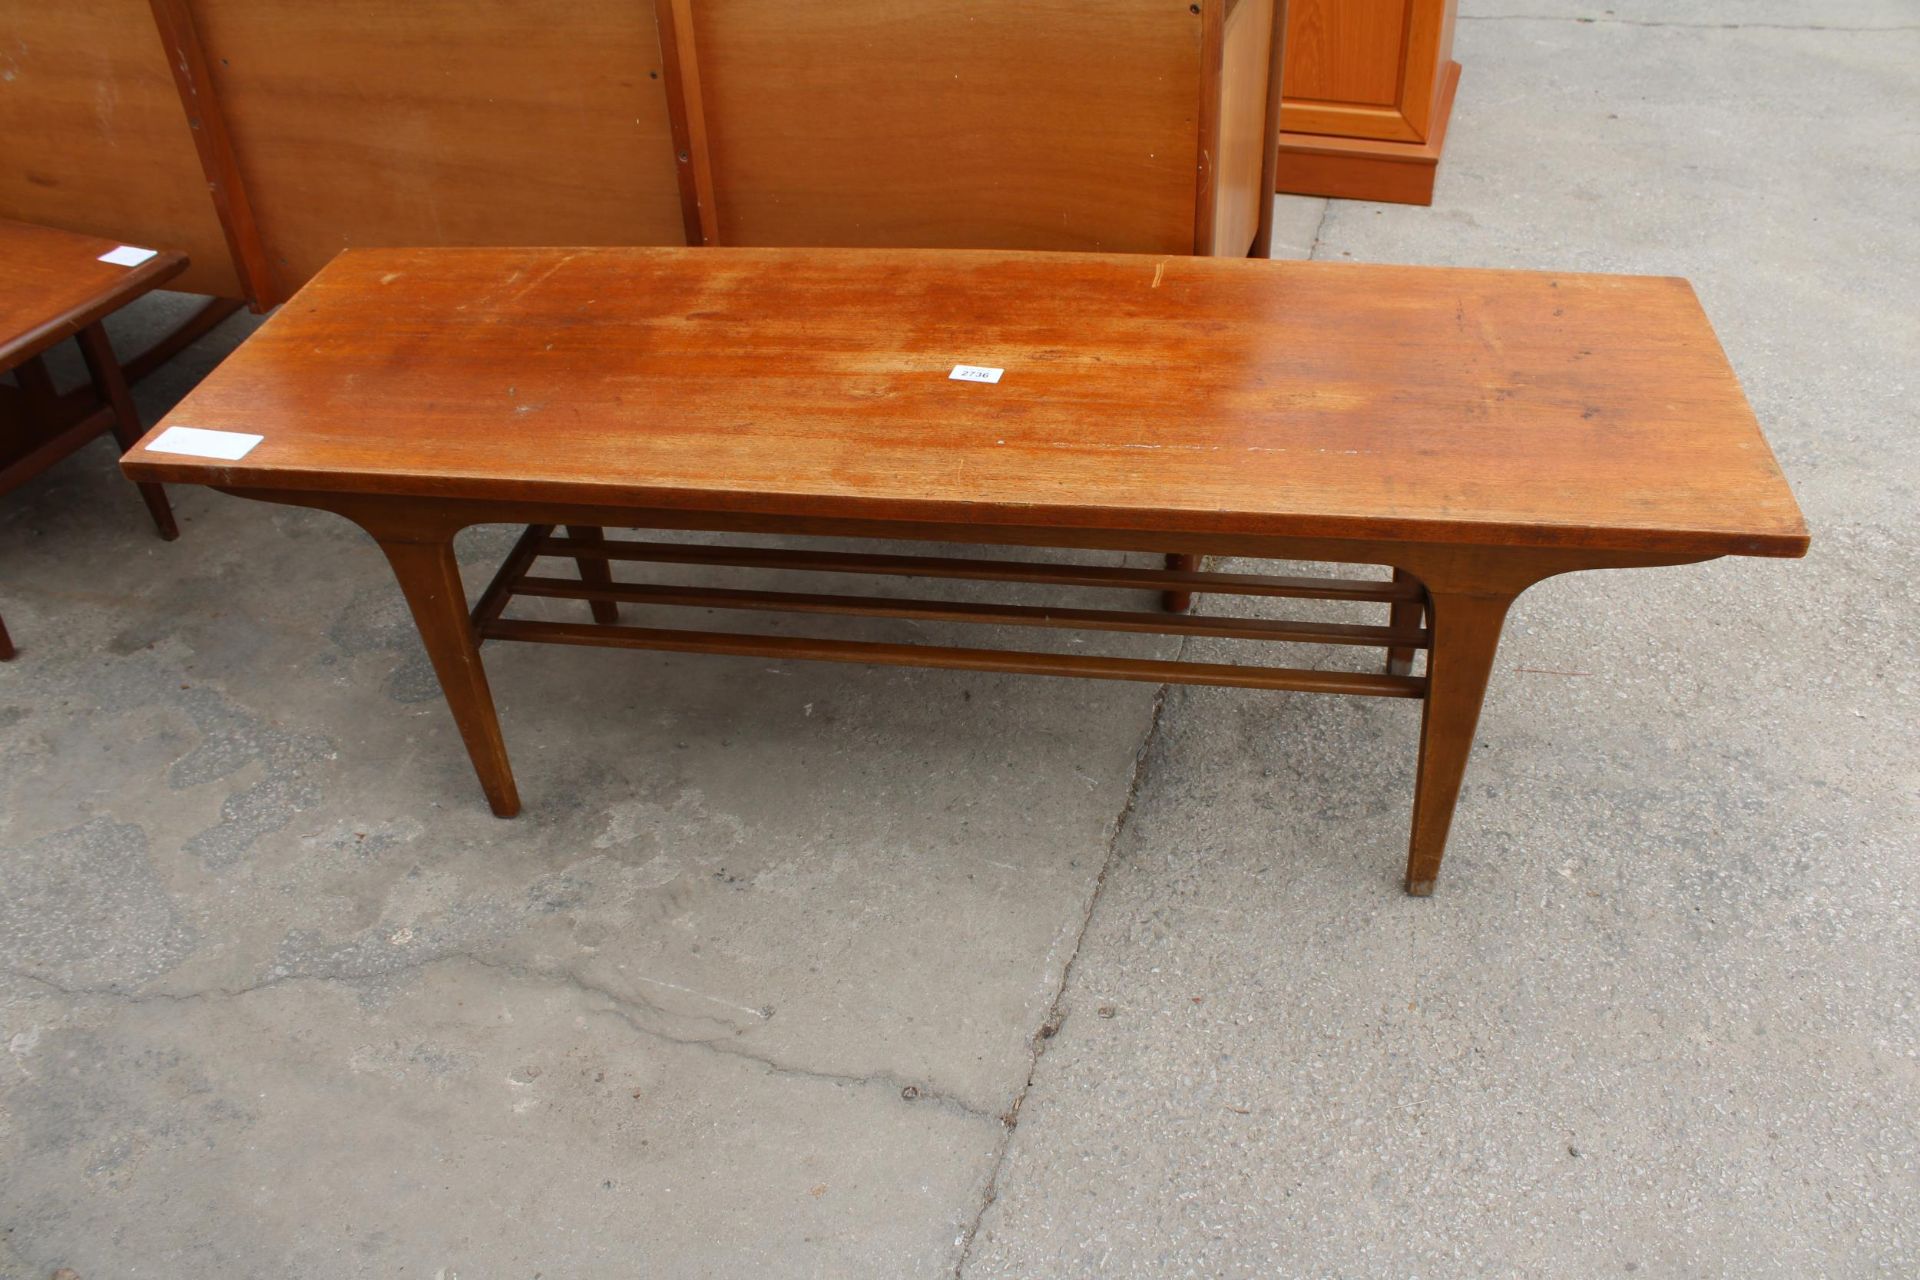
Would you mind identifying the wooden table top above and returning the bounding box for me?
[0,218,188,370]
[125,246,1807,558]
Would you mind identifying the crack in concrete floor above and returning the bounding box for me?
[3,948,1005,1125]
[950,676,1178,1275]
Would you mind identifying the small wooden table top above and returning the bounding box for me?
[1,219,189,661]
[125,246,1806,893]
[0,218,188,372]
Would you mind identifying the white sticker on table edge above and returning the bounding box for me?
[145,425,264,461]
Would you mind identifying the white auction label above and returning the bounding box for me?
[98,245,159,267]
[949,364,1004,384]
[146,425,264,461]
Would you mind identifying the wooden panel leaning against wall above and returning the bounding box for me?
[0,0,240,298]
[691,0,1219,255]
[1,0,1283,316]
[186,0,689,302]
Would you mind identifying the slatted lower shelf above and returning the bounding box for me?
[537,532,1425,604]
[472,524,1430,699]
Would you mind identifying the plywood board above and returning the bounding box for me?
[0,0,238,297]
[690,0,1203,253]
[188,0,689,300]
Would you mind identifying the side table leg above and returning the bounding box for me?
[1162,553,1199,613]
[1404,590,1515,896]
[564,525,621,624]
[0,611,13,661]
[1385,568,1425,675]
[76,322,178,541]
[376,535,521,817]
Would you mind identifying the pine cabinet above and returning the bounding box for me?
[1274,0,1461,204]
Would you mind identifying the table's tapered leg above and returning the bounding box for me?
[1404,590,1515,896]
[1385,568,1425,675]
[76,322,178,541]
[564,525,621,624]
[375,535,521,817]
[0,611,13,661]
[1163,553,1198,613]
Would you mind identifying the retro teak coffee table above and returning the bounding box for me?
[123,247,1807,893]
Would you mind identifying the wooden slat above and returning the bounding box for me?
[655,0,721,245]
[148,0,276,307]
[536,535,1422,603]
[1193,0,1227,255]
[481,617,1428,698]
[508,575,1429,649]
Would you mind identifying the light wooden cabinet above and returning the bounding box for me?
[1274,0,1460,204]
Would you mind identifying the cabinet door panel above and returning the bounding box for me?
[1282,0,1456,146]
[1285,0,1406,108]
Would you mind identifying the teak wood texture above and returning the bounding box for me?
[183,0,690,299]
[127,247,1806,559]
[0,0,239,298]
[123,246,1807,893]
[0,220,188,372]
[0,0,1285,310]
[0,216,237,498]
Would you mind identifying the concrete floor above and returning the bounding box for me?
[2,1,1915,1275]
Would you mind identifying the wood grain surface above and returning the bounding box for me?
[1210,0,1277,255]
[125,245,1808,559]
[0,0,235,297]
[687,0,1205,253]
[0,219,189,370]
[187,0,687,299]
